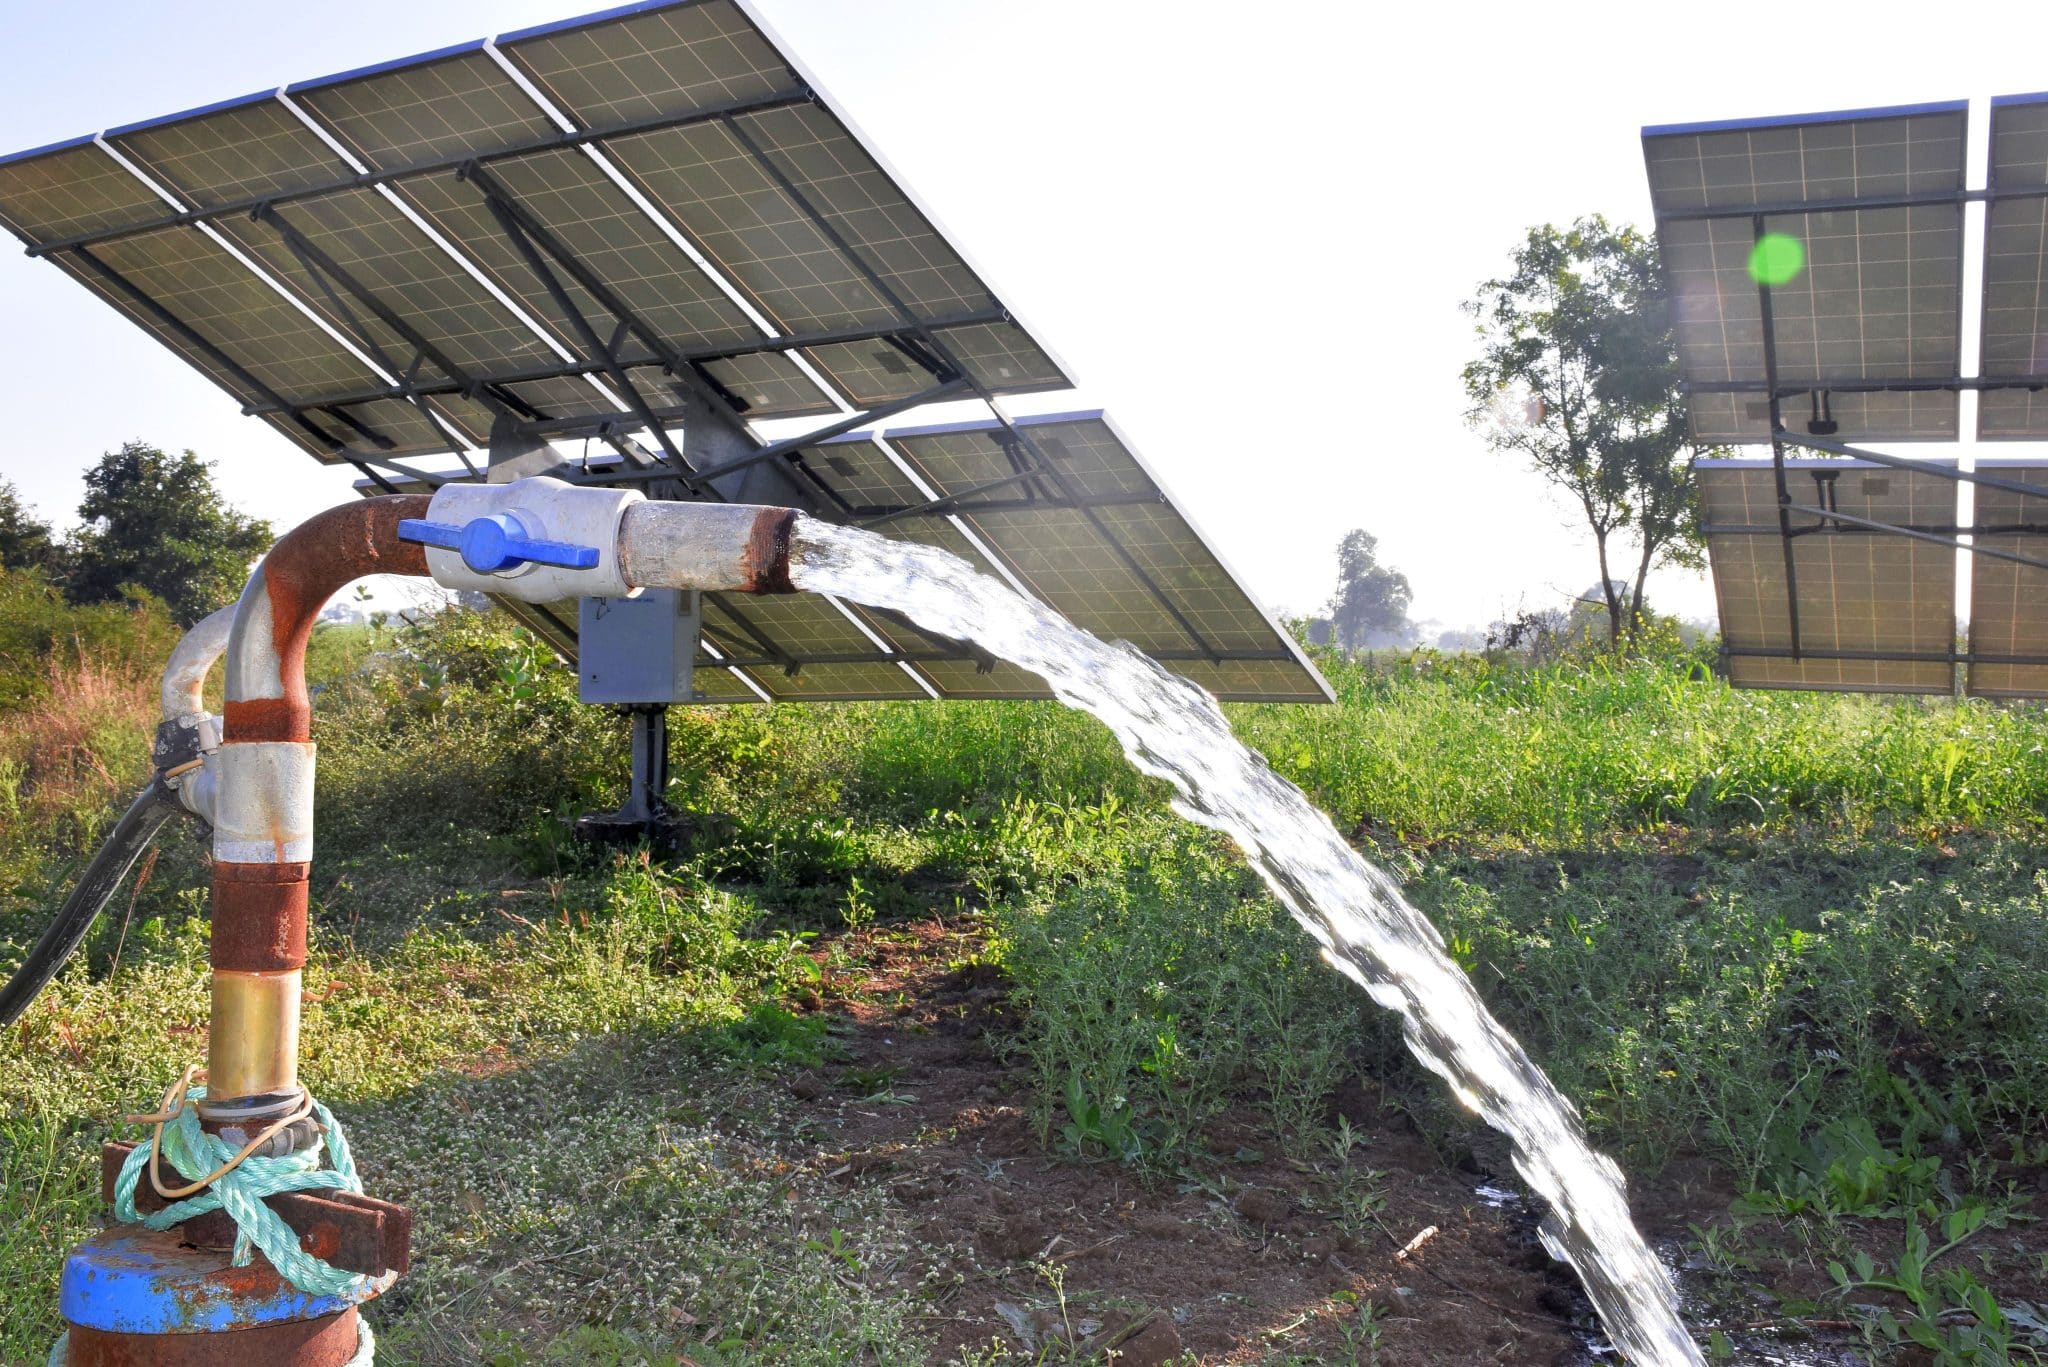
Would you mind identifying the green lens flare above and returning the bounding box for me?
[1748,233,1806,286]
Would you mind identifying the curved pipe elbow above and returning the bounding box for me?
[161,605,239,724]
[223,496,431,743]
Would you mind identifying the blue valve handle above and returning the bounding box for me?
[397,514,600,575]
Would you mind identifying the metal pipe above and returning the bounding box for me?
[616,501,800,595]
[160,605,237,724]
[203,497,430,1122]
[197,489,808,1118]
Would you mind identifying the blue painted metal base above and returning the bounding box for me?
[61,1225,391,1335]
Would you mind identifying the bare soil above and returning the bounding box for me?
[788,917,1642,1365]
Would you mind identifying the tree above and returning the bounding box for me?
[1327,529,1414,650]
[0,479,55,572]
[1462,216,1700,648]
[67,443,271,625]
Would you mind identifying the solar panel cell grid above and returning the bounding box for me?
[1989,98,2048,187]
[109,102,348,209]
[1643,109,1966,214]
[317,395,475,459]
[1646,108,1968,448]
[211,188,567,377]
[1700,463,1957,694]
[905,659,1055,699]
[91,226,378,401]
[1964,466,2048,697]
[970,508,1201,656]
[476,146,766,350]
[1686,389,1960,444]
[700,350,836,417]
[929,322,1067,396]
[386,167,653,366]
[1168,659,1334,703]
[503,0,797,130]
[800,338,938,407]
[802,437,928,510]
[604,120,900,333]
[1977,99,2048,438]
[1767,206,1960,381]
[739,103,996,321]
[0,143,178,246]
[1093,504,1284,654]
[296,52,561,170]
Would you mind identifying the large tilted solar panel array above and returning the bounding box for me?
[1697,460,1960,694]
[0,0,1328,705]
[1643,104,1968,446]
[0,2,1066,457]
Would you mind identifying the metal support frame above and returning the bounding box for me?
[572,705,676,848]
[1656,182,2048,225]
[713,112,1223,663]
[462,161,698,473]
[36,29,1303,700]
[1752,213,1804,659]
[23,86,818,260]
[554,376,970,488]
[253,203,485,476]
[1686,374,2048,397]
[236,308,1012,425]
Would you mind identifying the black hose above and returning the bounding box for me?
[0,782,182,1027]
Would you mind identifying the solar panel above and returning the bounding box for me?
[797,413,1328,703]
[1964,461,2048,697]
[1698,459,1958,693]
[2,0,1325,707]
[1643,104,1968,445]
[1978,94,2048,439]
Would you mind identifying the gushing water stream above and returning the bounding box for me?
[790,518,1703,1367]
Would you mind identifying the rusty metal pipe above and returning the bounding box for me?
[616,500,798,594]
[200,491,802,1116]
[202,497,429,1121]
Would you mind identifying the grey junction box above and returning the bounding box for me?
[578,590,701,705]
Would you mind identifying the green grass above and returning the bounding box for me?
[4,607,2048,1360]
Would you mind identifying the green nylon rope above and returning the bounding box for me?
[112,1082,371,1300]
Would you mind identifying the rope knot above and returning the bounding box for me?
[111,1065,369,1299]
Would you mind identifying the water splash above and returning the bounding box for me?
[789,518,1703,1366]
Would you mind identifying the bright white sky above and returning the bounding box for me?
[3,0,2046,631]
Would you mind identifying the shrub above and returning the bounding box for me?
[996,821,1369,1167]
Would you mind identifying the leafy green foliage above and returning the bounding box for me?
[998,826,1368,1168]
[1463,217,1698,648]
[1327,529,1413,650]
[0,479,55,573]
[8,600,2048,1358]
[66,442,270,625]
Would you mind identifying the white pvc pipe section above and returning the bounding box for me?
[160,605,239,723]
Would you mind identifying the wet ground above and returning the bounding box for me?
[782,917,1898,1365]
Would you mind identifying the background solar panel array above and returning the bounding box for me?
[1698,461,1959,694]
[1643,105,1968,445]
[0,0,1327,705]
